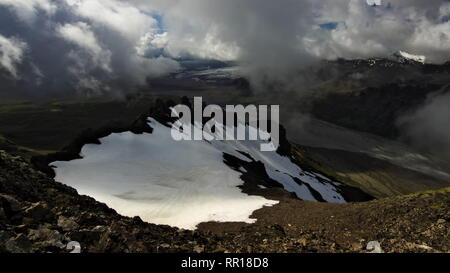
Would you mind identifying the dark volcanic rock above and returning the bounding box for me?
[24,202,53,222]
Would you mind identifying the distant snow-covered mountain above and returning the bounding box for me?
[393,51,426,64]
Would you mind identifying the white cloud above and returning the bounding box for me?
[60,0,180,91]
[164,29,241,61]
[57,22,102,55]
[367,0,382,6]
[0,0,56,23]
[0,0,181,95]
[398,90,450,161]
[0,34,27,78]
[2,0,450,94]
[57,22,112,72]
[135,32,168,58]
[307,0,450,63]
[67,0,158,41]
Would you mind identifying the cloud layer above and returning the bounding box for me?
[0,0,180,96]
[1,0,450,95]
[309,0,450,63]
[0,34,27,78]
[398,89,450,161]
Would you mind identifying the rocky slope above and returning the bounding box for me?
[1,149,448,253]
[293,145,450,198]
[308,58,450,140]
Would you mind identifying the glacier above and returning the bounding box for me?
[52,117,346,230]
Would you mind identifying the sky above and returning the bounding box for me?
[0,0,450,95]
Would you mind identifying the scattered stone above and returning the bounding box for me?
[92,225,107,232]
[350,241,363,251]
[5,234,32,253]
[0,194,22,213]
[57,216,79,231]
[25,202,52,222]
[246,245,253,253]
[0,207,5,220]
[194,245,204,253]
[22,217,34,225]
[28,226,65,248]
[212,246,227,253]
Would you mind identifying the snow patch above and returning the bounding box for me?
[239,167,247,173]
[207,123,346,203]
[394,51,426,64]
[52,117,346,230]
[53,118,278,230]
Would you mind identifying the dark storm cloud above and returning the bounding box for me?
[2,0,450,95]
[0,0,179,96]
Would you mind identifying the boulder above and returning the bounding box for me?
[24,202,53,222]
[57,216,79,232]
[5,234,32,253]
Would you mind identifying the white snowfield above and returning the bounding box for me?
[53,118,345,230]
